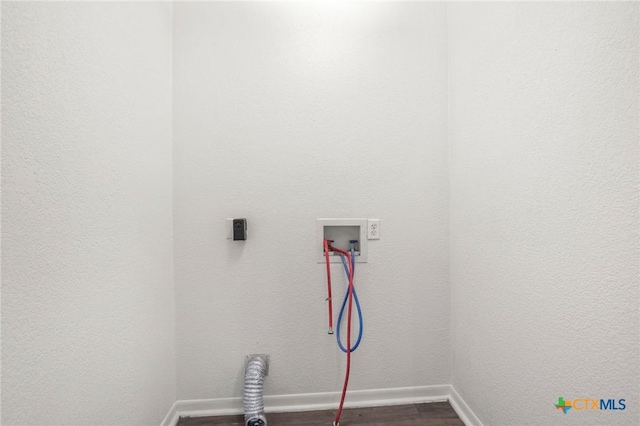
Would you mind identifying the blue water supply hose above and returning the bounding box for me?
[335,244,363,353]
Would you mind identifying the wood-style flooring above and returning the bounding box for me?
[177,401,464,426]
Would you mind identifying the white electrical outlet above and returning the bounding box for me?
[367,219,380,240]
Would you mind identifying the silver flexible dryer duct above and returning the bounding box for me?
[243,356,268,426]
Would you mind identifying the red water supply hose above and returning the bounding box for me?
[323,239,334,334]
[326,245,354,426]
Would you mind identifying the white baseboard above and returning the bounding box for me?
[160,400,179,426]
[449,385,484,426]
[162,384,482,426]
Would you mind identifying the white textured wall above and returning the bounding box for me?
[173,1,449,399]
[5,3,636,424]
[1,3,175,425]
[449,3,639,426]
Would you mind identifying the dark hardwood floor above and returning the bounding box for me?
[177,401,464,426]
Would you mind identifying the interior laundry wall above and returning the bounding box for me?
[448,2,639,425]
[2,2,638,425]
[1,2,176,424]
[172,1,450,399]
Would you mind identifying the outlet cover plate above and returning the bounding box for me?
[367,219,380,239]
